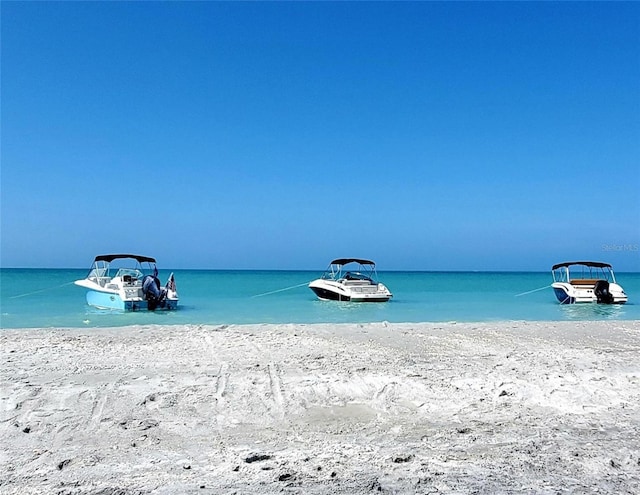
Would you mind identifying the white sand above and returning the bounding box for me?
[1,321,639,494]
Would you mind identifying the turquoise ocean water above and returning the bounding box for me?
[1,269,639,329]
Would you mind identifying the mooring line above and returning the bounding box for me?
[9,281,76,299]
[514,285,551,297]
[251,281,311,298]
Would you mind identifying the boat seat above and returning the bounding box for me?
[570,279,599,286]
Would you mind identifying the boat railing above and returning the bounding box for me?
[342,277,375,285]
[553,266,616,284]
[350,285,378,293]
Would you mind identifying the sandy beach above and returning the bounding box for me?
[1,320,639,494]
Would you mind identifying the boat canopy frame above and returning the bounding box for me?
[85,254,158,280]
[94,254,157,264]
[321,258,379,283]
[551,261,616,284]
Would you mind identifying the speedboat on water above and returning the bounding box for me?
[309,258,393,302]
[74,254,178,311]
[551,261,627,304]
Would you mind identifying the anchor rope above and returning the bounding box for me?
[9,281,76,299]
[251,281,311,298]
[514,285,551,297]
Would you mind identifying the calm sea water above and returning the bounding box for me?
[1,269,639,329]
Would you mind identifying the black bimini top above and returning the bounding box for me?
[330,258,376,266]
[94,254,157,264]
[552,261,612,270]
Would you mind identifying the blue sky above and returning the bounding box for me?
[2,1,639,271]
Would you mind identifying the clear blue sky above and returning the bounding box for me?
[2,1,639,271]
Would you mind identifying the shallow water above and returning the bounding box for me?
[1,269,639,328]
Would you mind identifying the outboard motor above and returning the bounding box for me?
[142,275,167,310]
[594,280,614,304]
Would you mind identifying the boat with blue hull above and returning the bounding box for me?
[75,254,178,311]
[551,261,627,304]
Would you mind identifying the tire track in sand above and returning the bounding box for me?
[204,333,231,430]
[216,362,229,405]
[268,362,286,420]
[89,383,113,430]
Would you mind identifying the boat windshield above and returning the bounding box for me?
[114,268,144,280]
[322,261,377,282]
[343,271,374,282]
[86,257,156,280]
[88,260,109,279]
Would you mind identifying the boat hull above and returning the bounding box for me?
[552,286,576,304]
[309,280,392,302]
[552,282,627,304]
[86,290,178,311]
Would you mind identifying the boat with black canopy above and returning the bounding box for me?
[308,258,393,302]
[74,254,178,311]
[551,261,627,304]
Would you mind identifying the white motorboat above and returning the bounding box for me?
[309,258,393,302]
[551,261,627,304]
[75,254,178,311]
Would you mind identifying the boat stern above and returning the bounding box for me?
[350,283,393,302]
[552,280,628,304]
[609,283,628,304]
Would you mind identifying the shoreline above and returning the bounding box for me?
[2,320,639,493]
[3,314,640,331]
